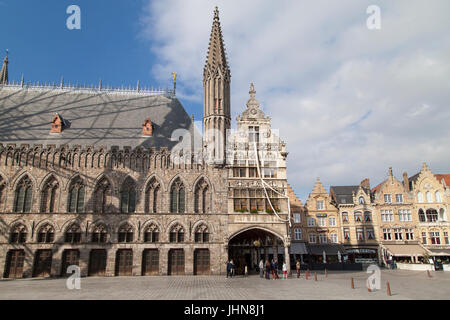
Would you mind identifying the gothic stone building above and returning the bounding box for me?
[0,7,292,279]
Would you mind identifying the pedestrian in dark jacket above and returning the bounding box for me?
[265,260,271,280]
[226,260,232,278]
[274,260,279,279]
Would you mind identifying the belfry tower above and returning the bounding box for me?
[203,7,231,165]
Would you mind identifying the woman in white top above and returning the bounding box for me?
[282,262,287,279]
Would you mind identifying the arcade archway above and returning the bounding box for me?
[228,228,285,275]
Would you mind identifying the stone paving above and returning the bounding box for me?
[0,270,449,300]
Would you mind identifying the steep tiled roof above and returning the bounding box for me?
[434,174,450,186]
[329,185,359,204]
[0,86,197,150]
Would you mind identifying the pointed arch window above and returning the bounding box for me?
[144,223,159,243]
[170,178,185,213]
[40,176,59,213]
[169,224,184,243]
[68,177,85,213]
[194,224,209,243]
[10,224,27,244]
[120,178,136,213]
[14,176,33,213]
[94,177,111,213]
[37,224,54,243]
[118,224,134,243]
[435,191,442,203]
[145,178,160,213]
[194,178,210,214]
[417,192,423,203]
[64,224,82,243]
[426,191,432,203]
[91,224,108,243]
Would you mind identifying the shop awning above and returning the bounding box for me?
[307,244,347,256]
[383,244,430,257]
[427,248,450,256]
[290,242,308,255]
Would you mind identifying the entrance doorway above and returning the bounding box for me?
[168,249,184,275]
[4,250,25,279]
[33,250,52,278]
[228,228,285,275]
[142,249,159,276]
[61,250,80,276]
[88,249,107,276]
[194,249,210,275]
[115,249,133,276]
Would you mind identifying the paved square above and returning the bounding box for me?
[0,270,449,300]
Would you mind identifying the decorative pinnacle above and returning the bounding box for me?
[214,6,219,20]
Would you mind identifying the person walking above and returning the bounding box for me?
[259,259,264,278]
[282,261,287,279]
[226,260,232,278]
[230,259,235,278]
[244,265,248,277]
[296,259,301,278]
[265,260,271,280]
[274,259,279,280]
[270,259,275,280]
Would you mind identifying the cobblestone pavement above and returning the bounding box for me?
[0,270,449,300]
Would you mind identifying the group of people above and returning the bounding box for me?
[258,259,288,280]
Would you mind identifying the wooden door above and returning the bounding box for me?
[88,249,107,277]
[115,249,133,276]
[4,250,25,279]
[194,249,210,275]
[168,249,184,275]
[142,249,159,276]
[61,250,80,276]
[33,250,52,278]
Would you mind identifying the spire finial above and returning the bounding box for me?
[214,6,219,19]
[0,49,9,85]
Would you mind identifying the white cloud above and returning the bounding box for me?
[139,0,450,201]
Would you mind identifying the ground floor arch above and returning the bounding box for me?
[228,227,288,275]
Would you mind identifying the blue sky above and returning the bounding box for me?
[1,0,450,201]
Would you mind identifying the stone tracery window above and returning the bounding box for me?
[170,178,185,213]
[68,177,85,213]
[144,223,159,243]
[169,224,184,243]
[40,176,59,213]
[0,176,6,209]
[37,224,55,243]
[91,224,108,243]
[145,177,160,213]
[118,224,134,243]
[65,223,82,243]
[94,177,112,214]
[120,177,136,214]
[194,224,209,243]
[10,223,27,244]
[14,176,33,213]
[194,178,210,214]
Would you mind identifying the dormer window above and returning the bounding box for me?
[358,196,365,204]
[142,118,153,137]
[50,113,65,133]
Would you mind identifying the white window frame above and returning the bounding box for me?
[293,213,301,224]
[384,194,392,203]
[330,233,338,243]
[329,216,336,227]
[309,233,317,243]
[316,200,324,210]
[294,228,302,240]
[307,217,316,227]
[318,217,326,227]
[319,234,327,244]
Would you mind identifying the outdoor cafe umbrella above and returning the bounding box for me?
[322,250,327,263]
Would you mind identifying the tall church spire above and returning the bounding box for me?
[0,50,8,85]
[203,7,231,166]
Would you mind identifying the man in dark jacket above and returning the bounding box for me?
[226,260,232,278]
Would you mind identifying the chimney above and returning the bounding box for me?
[360,178,370,190]
[142,118,153,136]
[50,113,64,133]
[403,172,410,192]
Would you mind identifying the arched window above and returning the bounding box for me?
[65,223,82,243]
[0,176,6,209]
[358,196,365,204]
[435,191,442,203]
[169,224,184,243]
[14,176,33,213]
[120,178,136,213]
[37,224,54,243]
[418,209,426,222]
[417,192,423,203]
[94,177,111,213]
[68,177,85,213]
[426,209,438,223]
[118,224,134,243]
[170,178,185,213]
[145,178,160,214]
[144,223,159,243]
[91,224,108,243]
[40,176,59,213]
[426,191,432,203]
[9,224,27,244]
[194,224,209,243]
[194,178,210,214]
